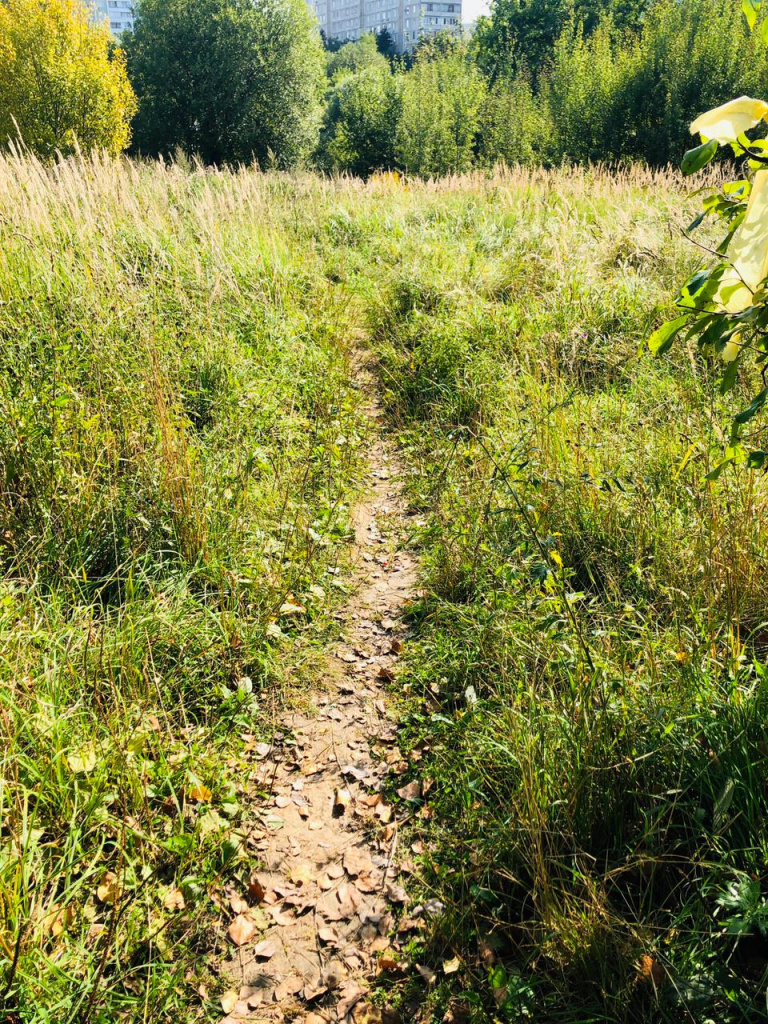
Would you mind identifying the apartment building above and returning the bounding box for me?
[311,0,461,49]
[93,0,135,36]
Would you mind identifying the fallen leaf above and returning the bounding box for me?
[318,926,339,945]
[353,1005,383,1024]
[396,780,421,802]
[416,964,437,985]
[385,882,408,904]
[274,974,304,1000]
[334,788,352,815]
[188,785,212,803]
[290,863,313,887]
[443,956,461,974]
[252,939,277,960]
[96,871,120,904]
[42,903,73,938]
[303,983,328,1002]
[228,914,256,946]
[337,982,367,1017]
[164,888,186,911]
[220,990,238,1014]
[343,847,373,878]
[375,802,393,823]
[280,601,306,617]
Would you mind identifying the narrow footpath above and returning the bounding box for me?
[220,362,422,1024]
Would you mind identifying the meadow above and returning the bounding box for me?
[1,153,766,1023]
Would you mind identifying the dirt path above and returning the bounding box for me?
[219,366,420,1024]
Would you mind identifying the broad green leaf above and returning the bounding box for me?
[648,315,689,356]
[681,139,718,176]
[719,355,740,394]
[705,457,734,480]
[734,386,768,424]
[747,449,768,468]
[743,0,761,30]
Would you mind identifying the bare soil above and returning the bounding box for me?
[219,368,422,1024]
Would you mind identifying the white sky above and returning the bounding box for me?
[463,0,490,22]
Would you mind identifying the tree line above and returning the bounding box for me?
[0,0,765,172]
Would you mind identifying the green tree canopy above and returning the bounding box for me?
[319,64,402,175]
[326,33,390,81]
[125,0,324,166]
[473,0,650,81]
[0,0,136,158]
[397,45,486,175]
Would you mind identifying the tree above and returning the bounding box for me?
[397,46,486,175]
[125,0,324,166]
[326,33,390,82]
[319,65,402,175]
[375,27,397,57]
[0,0,136,158]
[473,0,651,82]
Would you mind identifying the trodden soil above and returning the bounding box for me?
[219,362,425,1024]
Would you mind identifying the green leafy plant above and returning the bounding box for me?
[649,3,768,475]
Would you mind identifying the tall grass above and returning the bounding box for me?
[320,164,768,1022]
[5,154,767,1023]
[0,148,366,1020]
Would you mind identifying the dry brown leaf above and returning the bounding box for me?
[164,887,186,911]
[318,926,339,945]
[337,982,366,1018]
[374,802,393,823]
[334,787,352,814]
[280,601,306,617]
[343,847,372,878]
[252,938,277,960]
[228,914,256,947]
[416,964,437,985]
[274,974,304,1000]
[396,780,421,802]
[42,903,74,938]
[303,982,328,1002]
[96,871,120,904]
[353,1005,383,1024]
[188,784,212,803]
[289,863,313,887]
[385,882,408,904]
[220,989,238,1014]
[443,956,461,974]
[229,895,249,915]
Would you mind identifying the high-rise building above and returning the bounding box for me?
[310,0,461,50]
[92,0,135,36]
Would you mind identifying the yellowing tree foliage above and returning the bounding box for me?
[0,0,136,158]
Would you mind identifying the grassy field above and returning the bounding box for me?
[1,155,767,1023]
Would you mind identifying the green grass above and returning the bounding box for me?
[0,153,367,1021]
[3,156,768,1023]
[318,166,768,1022]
